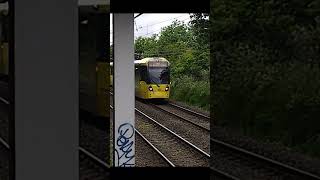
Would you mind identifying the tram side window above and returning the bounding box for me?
[1,13,8,43]
[135,66,140,81]
[139,66,148,82]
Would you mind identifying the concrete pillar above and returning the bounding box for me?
[113,13,135,167]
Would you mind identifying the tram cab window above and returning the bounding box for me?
[148,67,170,84]
[160,67,170,84]
[139,66,148,82]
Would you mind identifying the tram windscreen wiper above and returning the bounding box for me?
[149,75,160,87]
[150,78,160,87]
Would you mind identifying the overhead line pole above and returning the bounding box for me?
[134,13,143,19]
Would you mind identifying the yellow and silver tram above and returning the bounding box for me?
[0,10,9,81]
[79,5,109,119]
[110,57,171,100]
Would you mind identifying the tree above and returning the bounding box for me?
[211,0,320,157]
[134,35,158,57]
[157,20,192,59]
[134,14,210,110]
[189,13,210,49]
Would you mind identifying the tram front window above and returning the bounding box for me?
[148,67,170,84]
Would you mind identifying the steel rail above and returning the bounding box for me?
[110,92,209,157]
[168,102,210,120]
[0,136,9,149]
[136,108,210,158]
[210,167,240,180]
[79,146,110,170]
[110,104,175,167]
[150,103,209,131]
[212,138,320,180]
[135,129,175,167]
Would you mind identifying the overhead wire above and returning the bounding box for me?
[110,14,194,47]
[134,13,143,19]
[135,17,191,37]
[110,14,191,37]
[137,14,189,29]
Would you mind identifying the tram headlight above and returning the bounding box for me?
[165,86,169,91]
[148,86,153,91]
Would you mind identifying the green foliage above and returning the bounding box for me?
[212,0,320,158]
[135,35,159,56]
[171,75,210,110]
[134,14,210,110]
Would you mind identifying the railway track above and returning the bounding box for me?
[0,122,109,180]
[0,84,10,180]
[0,87,110,179]
[79,112,110,163]
[111,92,320,178]
[103,92,210,167]
[148,102,209,131]
[135,128,174,167]
[0,93,9,145]
[0,136,9,150]
[79,146,110,180]
[0,140,9,180]
[109,100,209,166]
[135,100,210,155]
[79,110,110,179]
[110,92,210,154]
[110,105,172,167]
[0,136,110,180]
[0,97,9,150]
[210,167,240,180]
[110,91,210,127]
[212,138,320,180]
[167,102,210,120]
[135,111,209,166]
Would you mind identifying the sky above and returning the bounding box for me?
[110,13,191,45]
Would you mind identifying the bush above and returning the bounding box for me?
[170,75,210,111]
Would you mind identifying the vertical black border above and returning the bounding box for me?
[111,13,115,167]
[110,0,209,13]
[8,0,15,179]
[77,5,80,179]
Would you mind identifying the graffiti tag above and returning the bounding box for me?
[115,123,134,167]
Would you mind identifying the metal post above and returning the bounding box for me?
[14,0,78,179]
[113,13,135,167]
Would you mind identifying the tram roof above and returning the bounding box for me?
[134,57,169,65]
[110,57,169,66]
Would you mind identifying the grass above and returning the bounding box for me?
[170,75,210,111]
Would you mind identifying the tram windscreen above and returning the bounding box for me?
[148,67,170,84]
